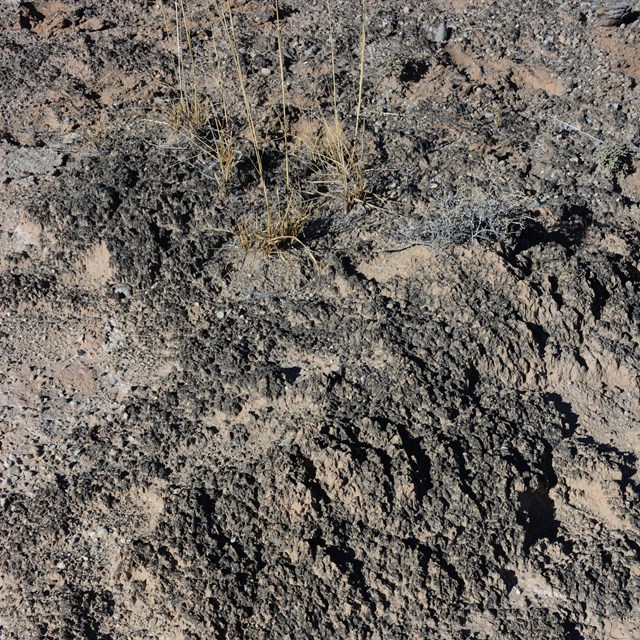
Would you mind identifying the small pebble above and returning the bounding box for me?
[113,283,132,299]
[595,4,632,26]
[435,21,450,43]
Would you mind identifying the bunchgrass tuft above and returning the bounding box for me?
[166,0,371,258]
[234,199,310,256]
[316,0,368,211]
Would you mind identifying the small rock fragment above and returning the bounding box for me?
[113,283,132,299]
[81,17,109,32]
[1,146,64,182]
[595,3,633,26]
[435,20,450,43]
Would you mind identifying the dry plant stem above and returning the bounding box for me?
[215,0,271,228]
[547,114,603,144]
[166,1,236,193]
[326,0,346,177]
[178,0,195,75]
[202,25,236,194]
[163,4,201,131]
[172,0,208,132]
[324,0,367,209]
[350,4,366,197]
[275,0,290,199]
[174,1,186,118]
[352,2,366,156]
[326,1,340,135]
[202,123,235,195]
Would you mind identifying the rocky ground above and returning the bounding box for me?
[1,0,639,638]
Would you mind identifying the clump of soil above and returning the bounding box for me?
[1,1,639,638]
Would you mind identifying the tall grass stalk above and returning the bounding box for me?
[323,0,367,209]
[213,0,271,228]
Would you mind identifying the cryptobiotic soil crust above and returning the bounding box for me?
[1,0,640,638]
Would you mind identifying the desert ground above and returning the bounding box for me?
[1,0,639,638]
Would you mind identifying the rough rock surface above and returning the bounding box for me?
[1,1,639,638]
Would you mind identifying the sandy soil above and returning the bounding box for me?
[1,0,639,638]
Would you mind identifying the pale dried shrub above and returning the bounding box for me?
[595,139,632,175]
[404,187,527,248]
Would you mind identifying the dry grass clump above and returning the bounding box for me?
[234,201,310,255]
[163,1,239,197]
[204,120,237,195]
[314,121,367,210]
[164,0,370,256]
[311,1,368,211]
[165,1,210,134]
[165,91,210,135]
[212,0,313,256]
